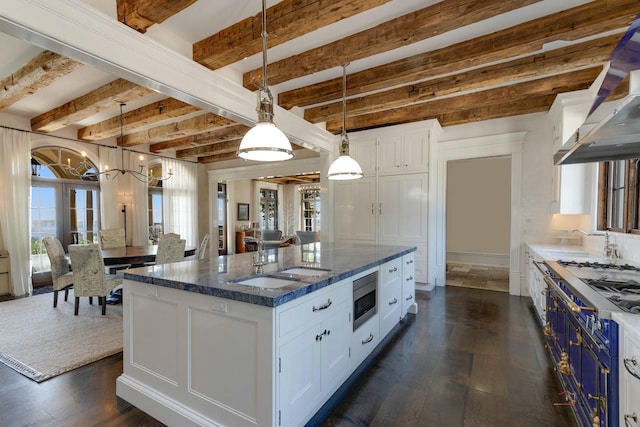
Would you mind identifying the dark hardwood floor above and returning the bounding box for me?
[0,286,576,427]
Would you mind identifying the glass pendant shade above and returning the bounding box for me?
[327,153,364,180]
[328,63,363,180]
[238,122,294,162]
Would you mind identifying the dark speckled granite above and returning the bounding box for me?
[123,242,416,307]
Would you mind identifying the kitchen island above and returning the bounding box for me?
[116,242,417,427]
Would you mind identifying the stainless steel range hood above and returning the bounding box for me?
[555,13,640,165]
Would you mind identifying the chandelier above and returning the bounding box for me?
[237,0,294,162]
[327,63,363,180]
[62,103,173,185]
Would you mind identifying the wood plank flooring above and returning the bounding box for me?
[0,287,576,427]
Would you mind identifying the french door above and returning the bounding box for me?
[31,180,100,275]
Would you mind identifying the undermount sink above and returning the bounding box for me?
[279,266,332,277]
[233,276,300,289]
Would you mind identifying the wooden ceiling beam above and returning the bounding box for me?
[117,0,197,33]
[31,78,153,132]
[121,112,235,147]
[193,0,390,71]
[149,123,250,153]
[176,139,242,159]
[78,98,200,141]
[304,34,620,124]
[244,0,540,90]
[0,51,82,112]
[325,68,602,133]
[279,0,639,109]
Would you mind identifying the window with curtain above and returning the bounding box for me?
[597,159,640,234]
[300,188,321,231]
[148,163,164,244]
[30,147,100,276]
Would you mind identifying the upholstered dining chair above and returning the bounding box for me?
[260,230,282,241]
[68,243,120,315]
[98,228,131,274]
[198,234,210,260]
[98,228,126,249]
[42,237,74,308]
[155,237,186,265]
[295,230,320,244]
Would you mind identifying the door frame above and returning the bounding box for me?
[429,132,526,295]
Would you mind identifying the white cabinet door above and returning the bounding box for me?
[350,137,377,177]
[378,174,428,245]
[402,253,416,316]
[351,314,379,369]
[334,177,376,242]
[620,325,640,427]
[378,133,428,175]
[320,301,351,394]
[379,258,402,338]
[278,326,321,427]
[378,176,403,243]
[402,132,429,174]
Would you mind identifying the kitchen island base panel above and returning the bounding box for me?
[118,281,275,427]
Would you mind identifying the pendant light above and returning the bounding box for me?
[328,63,363,180]
[237,0,294,162]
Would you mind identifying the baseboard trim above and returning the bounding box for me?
[446,252,509,268]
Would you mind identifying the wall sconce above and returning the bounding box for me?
[118,192,133,239]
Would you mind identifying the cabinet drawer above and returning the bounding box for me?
[278,279,351,340]
[351,314,379,368]
[380,258,401,284]
[0,257,9,273]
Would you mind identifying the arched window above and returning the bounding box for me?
[30,147,101,282]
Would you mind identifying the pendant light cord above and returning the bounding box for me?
[342,63,348,139]
[261,0,268,92]
[120,103,125,172]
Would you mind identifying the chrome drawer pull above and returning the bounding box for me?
[312,299,332,312]
[389,298,398,305]
[389,266,398,273]
[406,276,414,281]
[625,413,638,427]
[624,357,640,380]
[362,333,374,344]
[405,294,413,301]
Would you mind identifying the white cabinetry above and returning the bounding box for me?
[334,124,434,283]
[402,253,416,316]
[351,314,379,368]
[525,245,546,324]
[617,318,640,427]
[379,258,403,338]
[278,279,351,427]
[378,132,428,175]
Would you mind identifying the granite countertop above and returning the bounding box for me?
[123,242,416,307]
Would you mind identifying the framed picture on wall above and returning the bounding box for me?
[237,203,249,221]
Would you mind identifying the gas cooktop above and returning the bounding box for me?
[557,260,640,314]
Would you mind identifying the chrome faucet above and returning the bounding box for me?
[570,229,619,261]
[253,230,267,273]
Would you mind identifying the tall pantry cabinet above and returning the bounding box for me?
[333,122,437,284]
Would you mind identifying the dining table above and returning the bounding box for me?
[101,245,196,267]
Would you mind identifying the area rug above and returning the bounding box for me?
[0,290,122,382]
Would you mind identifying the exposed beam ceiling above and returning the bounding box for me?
[1,0,639,166]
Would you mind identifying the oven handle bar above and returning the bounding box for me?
[533,261,596,313]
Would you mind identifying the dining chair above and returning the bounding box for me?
[99,228,126,249]
[295,231,320,244]
[99,228,131,274]
[42,237,74,308]
[68,243,120,315]
[198,234,210,260]
[261,230,282,241]
[155,237,186,265]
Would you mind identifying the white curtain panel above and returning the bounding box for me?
[0,128,33,296]
[99,146,119,230]
[129,152,149,246]
[162,158,197,248]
